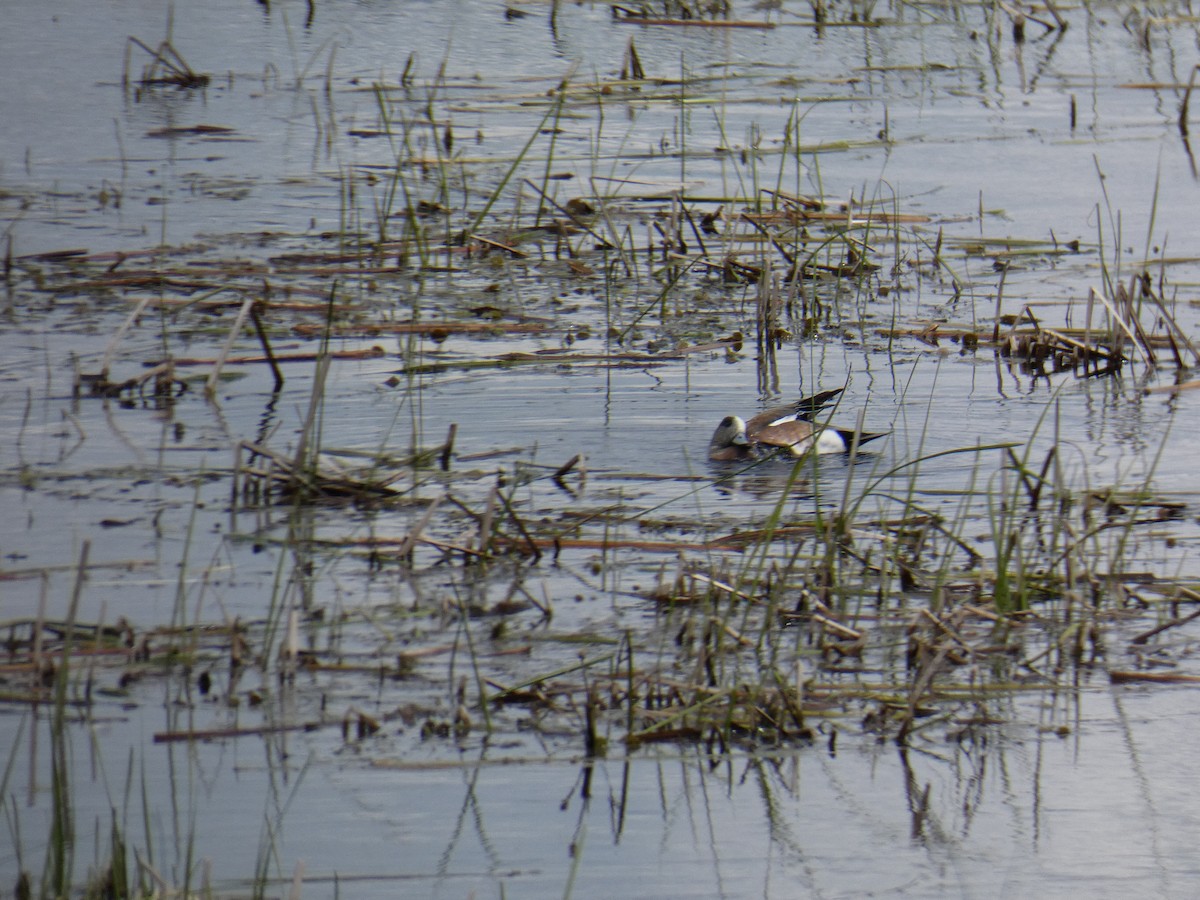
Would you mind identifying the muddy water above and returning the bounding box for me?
[4,0,1200,896]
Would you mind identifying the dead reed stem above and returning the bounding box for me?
[206,297,255,397]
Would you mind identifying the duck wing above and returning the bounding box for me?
[744,403,805,437]
[744,388,846,438]
[752,418,817,451]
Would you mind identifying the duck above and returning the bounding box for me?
[708,388,887,461]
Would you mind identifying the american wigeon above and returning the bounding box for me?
[708,388,887,461]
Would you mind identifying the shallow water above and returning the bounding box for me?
[8,678,1200,897]
[5,0,1200,896]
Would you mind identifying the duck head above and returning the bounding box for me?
[708,415,752,461]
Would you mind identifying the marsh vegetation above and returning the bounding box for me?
[5,0,1200,896]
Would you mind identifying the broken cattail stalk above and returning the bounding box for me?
[810,613,862,641]
[440,424,457,471]
[1109,670,1200,685]
[1129,606,1200,645]
[99,295,152,380]
[623,38,645,80]
[991,262,1010,344]
[686,572,758,603]
[585,690,601,756]
[1180,63,1200,135]
[1044,0,1067,30]
[476,485,499,557]
[521,177,615,249]
[918,608,973,654]
[1143,378,1200,396]
[153,722,322,743]
[230,443,242,513]
[249,298,284,391]
[1144,285,1200,364]
[720,622,753,647]
[206,297,255,398]
[1087,286,1153,366]
[396,497,444,558]
[553,453,581,479]
[278,608,299,682]
[1117,278,1158,366]
[467,233,528,258]
[496,490,542,561]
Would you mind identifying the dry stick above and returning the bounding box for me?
[990,263,1010,344]
[553,453,581,479]
[1043,0,1067,30]
[1130,605,1200,645]
[687,572,758,604]
[100,295,153,379]
[136,859,172,895]
[206,297,255,398]
[521,178,615,249]
[153,722,323,743]
[1180,64,1200,135]
[292,355,331,478]
[65,542,90,644]
[240,439,292,471]
[53,540,91,733]
[1159,317,1185,369]
[611,6,775,26]
[810,613,862,641]
[995,0,1055,31]
[289,862,306,900]
[1118,278,1158,366]
[1039,327,1114,362]
[1143,378,1200,396]
[294,321,546,337]
[162,347,385,367]
[467,233,527,258]
[721,622,754,648]
[1109,670,1200,685]
[806,600,864,643]
[230,442,242,514]
[440,423,457,471]
[624,37,645,80]
[1083,281,1096,372]
[740,212,796,269]
[1025,444,1057,510]
[962,604,1005,623]
[477,485,499,556]
[496,490,543,562]
[1088,286,1154,366]
[679,204,710,258]
[156,40,200,80]
[279,607,299,679]
[898,643,951,744]
[34,574,48,678]
[127,37,189,79]
[918,608,973,654]
[762,188,824,212]
[1144,288,1200,364]
[249,301,284,391]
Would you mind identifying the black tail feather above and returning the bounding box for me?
[833,428,888,449]
[792,388,845,420]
